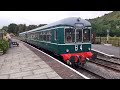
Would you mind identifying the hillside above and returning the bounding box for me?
[89,11,120,23]
[88,11,120,37]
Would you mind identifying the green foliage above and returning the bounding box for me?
[25,25,38,31]
[8,23,18,35]
[0,39,9,54]
[2,26,8,31]
[1,23,47,36]
[89,11,120,37]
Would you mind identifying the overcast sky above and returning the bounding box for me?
[0,11,112,29]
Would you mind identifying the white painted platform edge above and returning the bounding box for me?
[91,49,114,57]
[23,42,90,79]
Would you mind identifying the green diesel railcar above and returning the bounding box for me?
[19,17,93,67]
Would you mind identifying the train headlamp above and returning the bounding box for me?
[66,49,69,53]
[88,48,91,51]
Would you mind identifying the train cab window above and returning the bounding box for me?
[65,28,75,43]
[83,29,90,42]
[76,29,82,42]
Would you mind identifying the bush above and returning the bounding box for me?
[0,39,9,54]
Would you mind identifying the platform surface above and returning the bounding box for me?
[92,44,120,58]
[0,40,62,79]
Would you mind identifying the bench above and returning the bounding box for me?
[12,42,19,46]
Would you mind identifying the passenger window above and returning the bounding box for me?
[47,31,51,42]
[43,32,46,41]
[54,29,57,40]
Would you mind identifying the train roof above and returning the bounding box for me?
[20,17,91,34]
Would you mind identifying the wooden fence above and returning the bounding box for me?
[95,37,120,47]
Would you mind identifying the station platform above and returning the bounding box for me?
[0,39,85,79]
[92,44,120,58]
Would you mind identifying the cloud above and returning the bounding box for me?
[0,11,112,29]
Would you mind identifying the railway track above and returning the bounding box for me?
[75,67,105,79]
[89,57,120,72]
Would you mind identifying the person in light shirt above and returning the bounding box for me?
[6,33,13,48]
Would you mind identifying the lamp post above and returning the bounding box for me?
[107,29,109,43]
[119,37,120,58]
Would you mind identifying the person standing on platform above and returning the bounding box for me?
[6,33,13,48]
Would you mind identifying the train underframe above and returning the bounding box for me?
[60,52,93,68]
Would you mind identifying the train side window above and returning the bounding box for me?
[39,32,42,41]
[54,29,57,41]
[37,33,39,40]
[39,32,41,40]
[49,31,51,41]
[41,32,43,41]
[46,31,51,42]
[43,32,46,41]
[35,33,36,39]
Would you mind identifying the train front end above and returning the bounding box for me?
[60,18,93,67]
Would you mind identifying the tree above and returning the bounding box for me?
[17,24,26,33]
[38,24,47,27]
[8,23,18,35]
[2,26,8,32]
[25,25,38,31]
